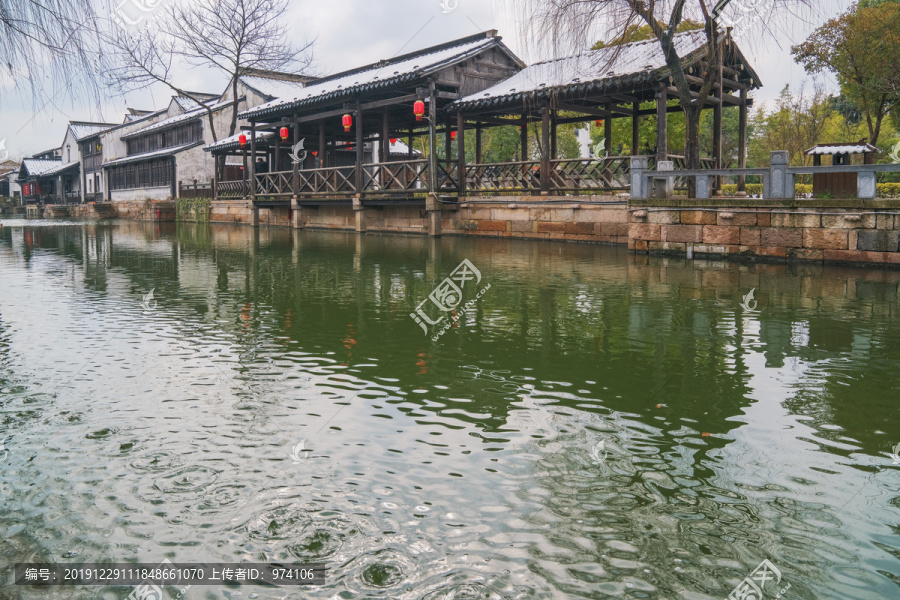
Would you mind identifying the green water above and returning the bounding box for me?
[1,219,899,600]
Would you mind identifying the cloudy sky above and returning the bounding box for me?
[0,0,852,159]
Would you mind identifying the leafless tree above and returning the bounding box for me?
[512,0,818,182]
[0,0,107,107]
[105,0,314,142]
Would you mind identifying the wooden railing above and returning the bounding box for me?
[216,155,729,200]
[179,180,214,199]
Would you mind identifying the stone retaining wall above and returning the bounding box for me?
[629,199,900,265]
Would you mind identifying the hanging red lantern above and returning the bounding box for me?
[280,126,289,141]
[239,133,247,147]
[390,138,397,144]
[595,119,604,127]
[311,151,318,156]
[413,100,425,121]
[342,114,352,132]
[450,130,457,140]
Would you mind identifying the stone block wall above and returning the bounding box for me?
[629,200,900,265]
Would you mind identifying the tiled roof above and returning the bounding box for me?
[240,73,313,101]
[121,99,235,140]
[204,130,274,152]
[20,159,63,177]
[240,31,519,119]
[806,143,879,155]
[102,142,203,167]
[69,122,116,141]
[452,29,759,110]
[42,161,80,176]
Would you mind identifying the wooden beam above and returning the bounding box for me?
[555,101,633,119]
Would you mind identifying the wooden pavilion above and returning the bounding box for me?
[226,28,760,204]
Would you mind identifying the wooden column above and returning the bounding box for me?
[457,112,466,197]
[274,135,281,172]
[354,98,363,194]
[632,102,640,155]
[540,106,550,194]
[604,102,612,156]
[738,87,747,193]
[444,118,452,166]
[249,122,257,196]
[520,116,528,161]
[713,44,724,192]
[213,153,220,199]
[318,123,326,167]
[475,125,483,163]
[428,82,437,193]
[381,111,390,188]
[292,120,300,195]
[242,145,248,196]
[550,110,557,159]
[408,129,414,160]
[656,85,667,163]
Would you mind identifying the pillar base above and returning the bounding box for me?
[352,196,366,232]
[291,196,303,229]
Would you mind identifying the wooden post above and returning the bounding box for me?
[550,110,557,159]
[274,135,281,173]
[242,145,248,197]
[355,98,363,194]
[713,44,724,193]
[520,116,528,161]
[604,103,612,156]
[213,154,219,199]
[249,121,257,197]
[381,111,390,163]
[632,102,640,155]
[292,120,300,195]
[318,123,326,168]
[475,125,483,163]
[444,118,452,168]
[408,129,414,160]
[737,87,747,194]
[457,112,466,197]
[656,85,667,164]
[428,82,437,193]
[540,106,550,195]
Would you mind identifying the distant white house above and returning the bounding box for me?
[101,70,315,202]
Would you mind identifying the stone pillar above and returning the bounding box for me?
[858,170,876,199]
[353,196,366,232]
[766,151,792,199]
[653,160,674,199]
[426,193,442,237]
[249,200,259,227]
[695,174,711,199]
[630,156,648,200]
[291,195,302,229]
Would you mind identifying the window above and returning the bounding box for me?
[127,120,203,156]
[109,158,173,190]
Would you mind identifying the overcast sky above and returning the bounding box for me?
[0,0,853,159]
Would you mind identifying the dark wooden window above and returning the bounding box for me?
[127,121,202,156]
[109,158,173,190]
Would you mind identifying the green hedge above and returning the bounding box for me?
[716,182,900,198]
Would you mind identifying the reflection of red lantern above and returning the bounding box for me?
[239,133,247,147]
[450,130,457,140]
[280,126,289,141]
[342,114,352,132]
[390,138,397,144]
[413,100,425,121]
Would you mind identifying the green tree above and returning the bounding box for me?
[748,84,832,167]
[792,3,900,146]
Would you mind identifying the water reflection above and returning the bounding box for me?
[1,219,899,599]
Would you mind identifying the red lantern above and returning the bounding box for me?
[390,138,397,144]
[239,133,247,147]
[312,151,318,156]
[450,130,457,140]
[595,119,603,127]
[280,126,289,141]
[414,100,425,121]
[342,114,352,132]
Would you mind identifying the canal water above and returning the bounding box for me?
[1,219,899,600]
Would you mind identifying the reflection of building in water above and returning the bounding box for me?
[759,319,794,369]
